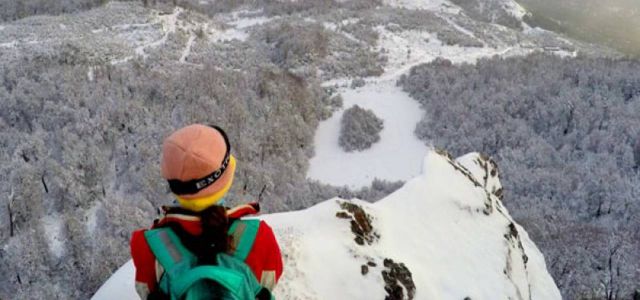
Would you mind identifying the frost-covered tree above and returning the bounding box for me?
[265,22,329,68]
[339,105,384,152]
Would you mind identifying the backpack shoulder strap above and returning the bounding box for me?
[144,227,196,273]
[144,227,198,299]
[227,219,261,260]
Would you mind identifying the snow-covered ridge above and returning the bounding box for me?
[93,151,561,299]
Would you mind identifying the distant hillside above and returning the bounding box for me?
[518,0,640,57]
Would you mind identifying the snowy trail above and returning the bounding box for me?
[134,7,182,59]
[439,14,480,41]
[179,33,196,63]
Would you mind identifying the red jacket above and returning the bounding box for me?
[130,203,283,299]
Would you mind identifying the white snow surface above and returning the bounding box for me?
[307,81,428,188]
[94,261,136,299]
[93,151,561,300]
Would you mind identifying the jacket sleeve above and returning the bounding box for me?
[130,229,159,299]
[244,221,284,291]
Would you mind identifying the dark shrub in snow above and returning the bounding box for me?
[339,105,384,152]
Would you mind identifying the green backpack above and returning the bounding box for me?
[144,219,272,300]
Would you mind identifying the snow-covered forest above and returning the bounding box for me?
[400,54,640,298]
[0,0,639,299]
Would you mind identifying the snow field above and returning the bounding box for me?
[307,81,428,188]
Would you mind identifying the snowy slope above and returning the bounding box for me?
[93,151,561,300]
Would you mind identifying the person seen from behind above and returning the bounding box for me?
[130,124,283,299]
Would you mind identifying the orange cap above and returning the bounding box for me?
[161,124,236,211]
